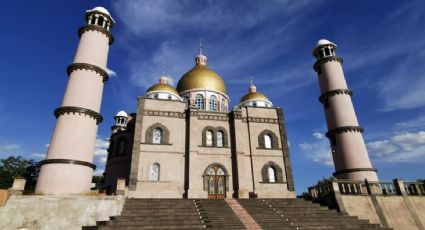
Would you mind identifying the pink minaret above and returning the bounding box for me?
[35,7,115,194]
[312,39,378,181]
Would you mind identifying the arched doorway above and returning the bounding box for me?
[204,164,227,199]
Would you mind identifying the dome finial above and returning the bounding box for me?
[195,40,207,65]
[199,38,203,55]
[249,77,256,93]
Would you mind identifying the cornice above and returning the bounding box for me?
[78,24,114,45]
[313,56,343,72]
[40,158,96,170]
[67,63,109,82]
[319,89,353,103]
[54,106,103,124]
[326,126,364,138]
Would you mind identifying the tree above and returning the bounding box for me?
[0,156,40,191]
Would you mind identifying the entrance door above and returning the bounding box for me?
[207,166,226,199]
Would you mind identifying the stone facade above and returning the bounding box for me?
[104,98,295,199]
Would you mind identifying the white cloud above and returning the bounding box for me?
[106,68,117,78]
[31,153,46,159]
[0,144,19,152]
[299,138,333,166]
[366,140,397,157]
[93,137,110,166]
[312,132,325,140]
[367,131,425,163]
[396,116,425,129]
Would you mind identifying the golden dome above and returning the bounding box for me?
[146,76,178,95]
[240,92,269,103]
[177,55,227,94]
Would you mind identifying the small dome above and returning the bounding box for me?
[240,92,269,103]
[177,55,226,94]
[315,39,336,49]
[146,76,179,96]
[86,6,115,23]
[116,111,128,117]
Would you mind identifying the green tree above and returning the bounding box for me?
[0,156,40,191]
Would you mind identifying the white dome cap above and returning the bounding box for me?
[115,110,128,117]
[315,39,336,48]
[86,6,115,23]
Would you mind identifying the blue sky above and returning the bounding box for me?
[0,0,424,194]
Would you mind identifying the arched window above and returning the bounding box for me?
[153,128,162,144]
[261,162,283,183]
[209,95,218,111]
[221,99,227,111]
[264,134,272,149]
[153,93,159,99]
[268,166,276,182]
[217,131,224,147]
[206,130,213,146]
[149,163,160,181]
[195,94,205,110]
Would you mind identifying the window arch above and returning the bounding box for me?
[258,130,279,149]
[217,131,224,147]
[221,98,227,112]
[195,94,205,110]
[145,123,170,144]
[261,162,284,183]
[264,134,272,149]
[206,130,213,146]
[152,128,162,144]
[153,93,159,99]
[149,163,160,181]
[209,95,218,111]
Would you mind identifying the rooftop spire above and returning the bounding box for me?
[199,38,203,55]
[249,77,257,93]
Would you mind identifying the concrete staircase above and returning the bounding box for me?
[238,199,392,230]
[82,199,206,229]
[83,198,392,230]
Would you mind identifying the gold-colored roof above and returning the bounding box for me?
[177,64,227,94]
[146,83,178,94]
[240,92,269,103]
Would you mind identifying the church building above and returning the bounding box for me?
[104,51,295,199]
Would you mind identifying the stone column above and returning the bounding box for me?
[35,7,115,194]
[312,39,378,181]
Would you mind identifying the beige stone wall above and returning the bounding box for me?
[0,195,125,230]
[129,98,186,198]
[341,195,425,230]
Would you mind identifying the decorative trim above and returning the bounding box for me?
[54,106,103,124]
[333,168,377,176]
[67,63,109,82]
[313,56,343,72]
[242,117,279,124]
[326,126,364,138]
[143,110,184,119]
[319,89,353,104]
[197,114,229,121]
[40,159,96,170]
[78,25,114,44]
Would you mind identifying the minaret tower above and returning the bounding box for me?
[312,39,378,181]
[35,7,115,194]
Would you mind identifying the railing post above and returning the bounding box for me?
[331,180,347,213]
[393,179,407,196]
[8,177,26,195]
[116,178,126,195]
